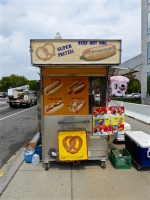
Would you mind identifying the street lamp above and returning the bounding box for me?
[54,32,62,39]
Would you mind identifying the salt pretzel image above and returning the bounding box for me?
[63,136,83,154]
[36,42,55,61]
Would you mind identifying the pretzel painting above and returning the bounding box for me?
[68,99,86,114]
[36,42,56,61]
[63,136,83,154]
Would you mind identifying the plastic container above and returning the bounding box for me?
[24,148,35,163]
[32,154,40,165]
[110,148,131,169]
[35,145,42,160]
[116,122,131,142]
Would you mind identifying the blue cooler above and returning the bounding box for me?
[125,131,150,170]
[35,145,42,160]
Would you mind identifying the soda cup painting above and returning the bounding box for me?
[109,76,129,97]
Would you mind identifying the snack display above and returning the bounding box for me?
[44,81,63,96]
[45,100,64,114]
[67,81,86,94]
[82,44,116,61]
[92,106,125,135]
[68,99,86,113]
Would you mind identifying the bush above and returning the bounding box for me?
[111,97,141,104]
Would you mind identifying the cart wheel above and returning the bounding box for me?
[45,163,49,171]
[101,161,106,169]
[113,139,117,144]
[137,165,141,171]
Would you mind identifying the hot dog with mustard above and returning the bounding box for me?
[44,81,63,96]
[82,44,116,61]
[67,81,86,94]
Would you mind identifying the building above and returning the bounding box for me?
[117,0,150,105]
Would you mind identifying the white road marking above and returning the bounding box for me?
[0,106,37,121]
[0,106,9,109]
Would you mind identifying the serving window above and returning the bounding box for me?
[88,76,107,114]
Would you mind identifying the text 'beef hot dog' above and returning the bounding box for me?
[45,100,64,114]
[82,44,116,61]
[67,81,86,94]
[44,81,63,96]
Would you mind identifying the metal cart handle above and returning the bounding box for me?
[58,120,90,124]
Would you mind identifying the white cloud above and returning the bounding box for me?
[0,0,141,80]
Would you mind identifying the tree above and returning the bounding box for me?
[126,74,141,94]
[147,75,150,95]
[0,74,38,92]
[27,80,37,91]
[0,74,28,91]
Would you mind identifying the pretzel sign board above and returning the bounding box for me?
[58,130,88,161]
[30,39,121,65]
[92,106,125,135]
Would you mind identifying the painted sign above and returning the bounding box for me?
[109,76,129,97]
[58,130,88,161]
[30,39,121,65]
[43,76,88,115]
[92,106,125,135]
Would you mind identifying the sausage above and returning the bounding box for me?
[82,44,117,61]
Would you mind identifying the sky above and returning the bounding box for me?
[0,0,141,80]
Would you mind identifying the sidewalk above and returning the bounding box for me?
[0,126,150,199]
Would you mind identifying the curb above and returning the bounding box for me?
[0,132,39,195]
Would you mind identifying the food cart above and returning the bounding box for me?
[29,38,122,170]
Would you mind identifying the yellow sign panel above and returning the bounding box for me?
[58,130,88,161]
[30,39,121,65]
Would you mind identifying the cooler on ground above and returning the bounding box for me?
[125,131,150,170]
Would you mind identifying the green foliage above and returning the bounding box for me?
[126,74,141,94]
[0,74,37,92]
[147,75,150,95]
[111,97,141,104]
[27,80,37,91]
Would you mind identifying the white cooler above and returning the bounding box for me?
[115,122,131,142]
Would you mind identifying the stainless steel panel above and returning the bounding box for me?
[43,115,92,158]
[88,135,108,150]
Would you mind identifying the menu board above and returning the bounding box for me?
[92,106,125,135]
[43,76,88,115]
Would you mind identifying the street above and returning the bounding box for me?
[0,99,38,169]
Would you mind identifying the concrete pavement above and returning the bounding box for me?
[0,117,150,200]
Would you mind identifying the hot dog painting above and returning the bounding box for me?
[81,44,116,61]
[44,80,63,96]
[45,100,64,114]
[43,76,88,115]
[67,81,86,94]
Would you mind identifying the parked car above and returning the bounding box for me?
[125,94,132,98]
[131,93,141,98]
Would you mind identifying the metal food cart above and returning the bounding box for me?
[29,38,122,170]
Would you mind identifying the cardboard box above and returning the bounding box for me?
[25,142,37,149]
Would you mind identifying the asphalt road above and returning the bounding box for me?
[0,99,38,169]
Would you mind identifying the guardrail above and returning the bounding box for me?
[108,100,150,124]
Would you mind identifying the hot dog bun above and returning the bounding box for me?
[44,81,63,96]
[82,44,116,61]
[67,81,86,94]
[45,100,64,114]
